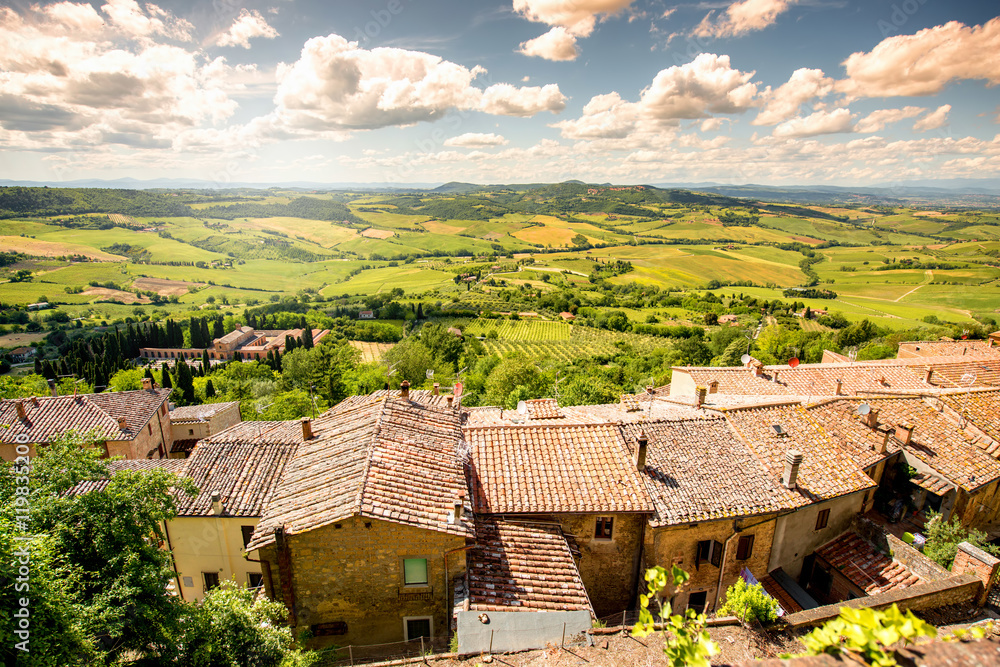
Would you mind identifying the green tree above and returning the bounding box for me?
[160,365,173,389]
[205,379,216,398]
[923,513,1000,569]
[107,367,145,392]
[717,578,779,624]
[482,355,549,408]
[175,361,195,405]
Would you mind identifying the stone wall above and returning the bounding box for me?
[850,515,951,583]
[257,516,466,649]
[782,573,981,629]
[952,541,1000,605]
[644,515,778,615]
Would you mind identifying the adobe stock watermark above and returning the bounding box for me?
[877,0,931,38]
[353,0,417,47]
[11,433,33,654]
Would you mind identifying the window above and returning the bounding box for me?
[247,572,263,589]
[815,508,830,531]
[189,429,194,436]
[405,617,432,641]
[696,540,723,568]
[203,572,220,591]
[148,423,152,435]
[735,534,755,561]
[403,558,428,586]
[241,525,255,549]
[595,517,614,540]
[687,591,708,614]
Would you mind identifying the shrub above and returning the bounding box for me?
[923,512,1000,569]
[717,579,779,624]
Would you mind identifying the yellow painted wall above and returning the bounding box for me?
[167,516,261,601]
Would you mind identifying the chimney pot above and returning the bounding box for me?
[301,417,313,441]
[782,450,804,489]
[645,385,655,395]
[211,491,223,516]
[835,379,843,395]
[400,380,410,400]
[453,492,465,523]
[142,377,153,391]
[695,386,707,409]
[924,366,934,384]
[772,370,780,383]
[432,383,440,396]
[635,433,648,472]
[15,401,26,421]
[446,395,454,408]
[878,430,890,455]
[865,409,880,429]
[117,417,127,430]
[708,380,719,394]
[895,422,915,446]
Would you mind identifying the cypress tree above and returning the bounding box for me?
[284,335,297,353]
[200,318,211,348]
[205,379,216,398]
[41,360,57,380]
[416,302,424,319]
[33,357,42,375]
[144,367,155,384]
[189,318,203,349]
[301,324,313,349]
[213,317,225,340]
[201,349,210,375]
[160,365,172,389]
[176,362,195,405]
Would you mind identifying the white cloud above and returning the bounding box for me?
[270,35,566,134]
[444,132,509,148]
[753,68,834,126]
[855,106,924,133]
[694,0,797,39]
[840,19,1000,98]
[553,92,640,139]
[913,105,951,132]
[518,26,579,61]
[700,118,728,132]
[101,0,193,41]
[773,108,855,138]
[215,9,279,49]
[513,0,636,37]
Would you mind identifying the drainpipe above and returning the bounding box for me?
[244,550,274,600]
[444,543,477,647]
[713,527,741,613]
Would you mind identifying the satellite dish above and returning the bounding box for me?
[857,403,872,416]
[740,354,752,365]
[788,358,800,368]
[517,400,527,415]
[425,368,435,379]
[454,381,463,398]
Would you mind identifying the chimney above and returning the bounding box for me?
[782,450,804,489]
[301,417,313,441]
[48,379,57,397]
[895,422,914,446]
[708,380,719,394]
[15,401,26,421]
[865,409,880,429]
[835,379,843,395]
[432,383,440,396]
[772,370,780,383]
[211,491,223,516]
[752,363,764,378]
[452,491,465,524]
[924,367,934,384]
[645,385,654,395]
[400,380,410,400]
[446,395,454,408]
[635,432,648,472]
[878,430,890,455]
[142,377,152,391]
[31,396,38,407]
[117,417,127,430]
[695,386,707,408]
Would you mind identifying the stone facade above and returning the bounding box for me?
[258,517,467,649]
[952,541,1000,605]
[106,404,171,459]
[644,515,778,615]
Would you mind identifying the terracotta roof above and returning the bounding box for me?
[462,397,706,427]
[170,438,198,455]
[168,401,239,422]
[620,419,803,526]
[724,404,876,502]
[759,573,803,614]
[202,420,306,446]
[940,389,1000,454]
[466,519,593,613]
[247,393,472,550]
[462,406,592,427]
[805,399,902,470]
[64,458,187,496]
[815,531,921,596]
[897,339,1000,359]
[912,472,953,496]
[521,398,563,420]
[466,423,653,514]
[0,389,171,444]
[176,439,296,517]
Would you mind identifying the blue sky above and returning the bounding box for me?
[0,0,997,186]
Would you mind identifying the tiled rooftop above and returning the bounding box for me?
[521,398,563,420]
[805,398,902,470]
[168,401,239,422]
[64,458,187,496]
[897,339,1000,359]
[759,573,803,614]
[0,388,171,444]
[940,389,1000,453]
[247,392,472,551]
[620,419,803,526]
[724,404,876,502]
[912,472,953,496]
[815,531,920,596]
[466,519,593,613]
[466,423,653,514]
[202,420,306,446]
[463,397,707,427]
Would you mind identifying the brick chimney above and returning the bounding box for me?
[452,491,466,524]
[15,401,26,421]
[695,386,707,408]
[432,382,440,396]
[772,370,780,383]
[117,417,127,430]
[48,379,57,397]
[708,380,719,394]
[400,380,410,400]
[865,409,880,429]
[211,491,223,516]
[446,395,454,408]
[782,450,804,489]
[895,422,914,446]
[301,417,313,441]
[142,377,153,391]
[878,430,890,455]
[645,385,655,395]
[924,366,934,384]
[835,378,843,395]
[635,432,648,472]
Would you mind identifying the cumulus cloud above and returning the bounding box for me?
[773,108,855,138]
[444,132,509,148]
[913,105,951,131]
[215,9,279,49]
[839,19,1000,98]
[513,0,636,37]
[753,68,835,126]
[518,26,579,61]
[855,107,924,133]
[101,0,193,41]
[694,0,798,39]
[270,35,565,134]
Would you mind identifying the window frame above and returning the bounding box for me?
[695,540,723,568]
[203,571,220,592]
[735,534,755,561]
[402,557,429,587]
[815,508,830,531]
[594,516,614,540]
[247,572,264,589]
[403,616,433,641]
[241,525,255,549]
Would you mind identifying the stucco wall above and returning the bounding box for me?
[258,516,467,649]
[768,491,865,580]
[168,516,261,601]
[456,610,592,654]
[645,515,777,614]
[668,371,697,397]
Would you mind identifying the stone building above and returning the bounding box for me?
[167,401,242,458]
[0,379,172,461]
[140,326,330,363]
